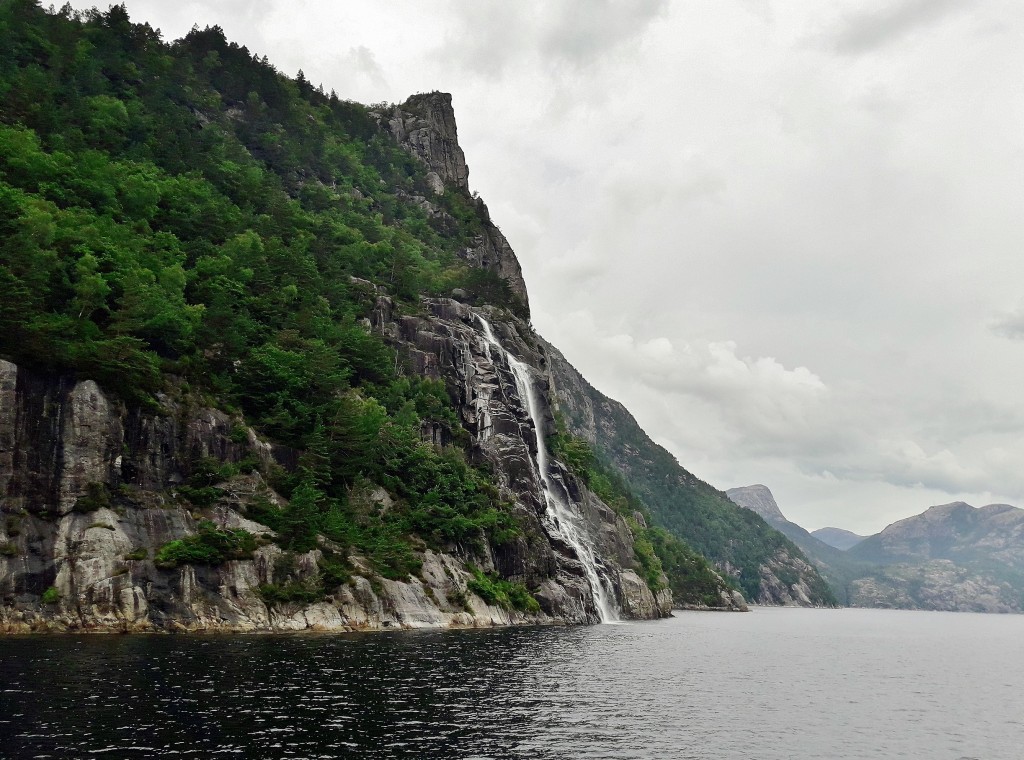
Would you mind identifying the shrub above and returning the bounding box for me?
[41,586,61,604]
[73,482,111,513]
[318,554,350,588]
[155,520,257,568]
[174,485,224,508]
[0,542,18,557]
[466,567,540,613]
[257,581,324,605]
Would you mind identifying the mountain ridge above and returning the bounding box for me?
[728,484,1024,612]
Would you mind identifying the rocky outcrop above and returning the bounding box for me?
[726,485,787,524]
[1,495,557,632]
[383,92,469,193]
[377,92,530,308]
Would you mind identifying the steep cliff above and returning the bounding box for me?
[375,94,530,308]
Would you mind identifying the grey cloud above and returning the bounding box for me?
[340,46,388,92]
[439,0,668,78]
[990,305,1024,340]
[831,0,964,54]
[538,0,669,66]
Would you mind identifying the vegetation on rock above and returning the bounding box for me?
[154,520,257,567]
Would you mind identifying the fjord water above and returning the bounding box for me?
[3,609,1022,759]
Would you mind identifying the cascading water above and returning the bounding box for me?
[476,315,619,623]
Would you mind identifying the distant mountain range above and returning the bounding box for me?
[810,527,865,551]
[727,486,1024,613]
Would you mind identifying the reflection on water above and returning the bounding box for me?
[2,609,1023,759]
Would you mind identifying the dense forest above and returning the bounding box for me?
[0,1,735,606]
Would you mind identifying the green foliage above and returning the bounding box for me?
[466,567,540,613]
[256,547,350,606]
[0,3,526,409]
[40,586,61,604]
[123,548,147,561]
[257,580,323,605]
[0,541,19,557]
[72,481,111,513]
[646,527,732,607]
[154,520,257,568]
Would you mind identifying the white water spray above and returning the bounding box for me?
[476,316,619,623]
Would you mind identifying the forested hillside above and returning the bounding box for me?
[0,2,748,627]
[0,0,539,581]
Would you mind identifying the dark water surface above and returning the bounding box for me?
[2,608,1022,759]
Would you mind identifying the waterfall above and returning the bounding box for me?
[476,315,619,623]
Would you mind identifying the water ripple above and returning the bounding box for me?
[1,610,1023,758]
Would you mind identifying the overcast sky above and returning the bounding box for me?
[70,0,1024,534]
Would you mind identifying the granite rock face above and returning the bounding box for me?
[383,92,470,193]
[371,295,671,624]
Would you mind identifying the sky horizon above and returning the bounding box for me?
[66,0,1024,535]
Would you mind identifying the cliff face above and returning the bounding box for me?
[0,91,672,631]
[377,94,530,307]
[0,295,671,632]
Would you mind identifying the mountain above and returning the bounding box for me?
[845,502,1024,612]
[0,4,764,631]
[726,485,867,604]
[811,527,866,551]
[728,485,1024,612]
[724,485,788,523]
